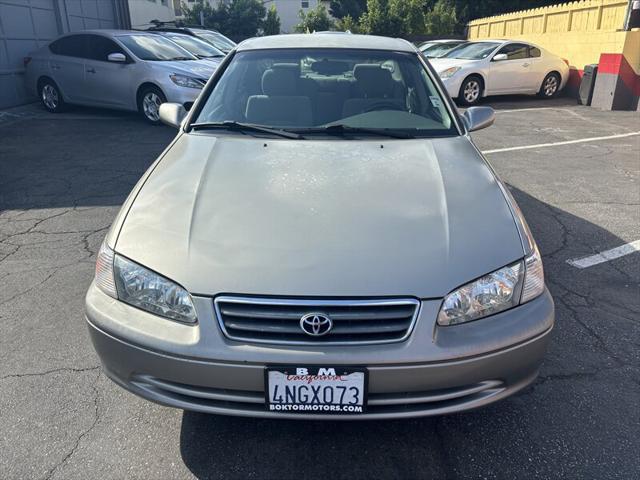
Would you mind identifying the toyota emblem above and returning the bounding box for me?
[299,313,333,337]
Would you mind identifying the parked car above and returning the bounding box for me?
[148,31,225,67]
[86,33,553,420]
[430,39,569,105]
[147,26,237,54]
[418,39,467,58]
[24,30,217,123]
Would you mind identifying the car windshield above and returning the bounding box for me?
[164,33,224,58]
[118,34,196,61]
[419,42,436,52]
[423,42,466,58]
[444,42,500,60]
[194,30,236,50]
[193,48,456,138]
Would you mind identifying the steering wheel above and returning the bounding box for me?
[363,101,405,113]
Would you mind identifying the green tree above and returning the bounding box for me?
[263,5,281,35]
[294,4,335,33]
[179,0,217,27]
[424,0,457,36]
[225,0,266,38]
[389,0,425,35]
[359,0,400,36]
[180,0,265,38]
[329,0,367,20]
[335,14,359,33]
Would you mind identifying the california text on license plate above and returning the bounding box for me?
[265,366,367,414]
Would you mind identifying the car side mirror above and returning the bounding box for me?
[159,103,187,129]
[492,53,508,62]
[107,52,127,63]
[462,106,495,132]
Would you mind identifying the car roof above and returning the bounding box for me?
[58,29,158,37]
[237,33,415,52]
[471,39,524,44]
[424,39,465,44]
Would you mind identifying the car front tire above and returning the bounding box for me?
[538,72,561,98]
[458,75,483,106]
[138,86,166,124]
[39,79,65,113]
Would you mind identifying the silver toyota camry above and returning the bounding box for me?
[86,34,554,419]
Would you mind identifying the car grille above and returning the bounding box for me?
[214,296,420,345]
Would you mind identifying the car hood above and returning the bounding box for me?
[149,59,217,79]
[200,57,223,68]
[115,134,524,298]
[429,58,478,72]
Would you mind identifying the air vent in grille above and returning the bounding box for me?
[214,297,420,345]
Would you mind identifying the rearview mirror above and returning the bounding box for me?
[492,53,508,62]
[107,53,126,63]
[462,106,495,132]
[159,103,187,129]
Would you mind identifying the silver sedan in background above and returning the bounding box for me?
[24,30,217,123]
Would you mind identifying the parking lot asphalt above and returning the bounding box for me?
[1,97,638,480]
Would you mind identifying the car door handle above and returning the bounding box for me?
[51,65,60,70]
[86,68,96,74]
[522,63,530,67]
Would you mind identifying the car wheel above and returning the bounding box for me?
[538,72,560,98]
[138,87,166,124]
[458,76,482,106]
[39,80,65,113]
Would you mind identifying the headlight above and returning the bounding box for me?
[439,66,461,79]
[94,242,197,324]
[169,73,205,89]
[437,247,545,326]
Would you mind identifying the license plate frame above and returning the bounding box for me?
[265,366,368,415]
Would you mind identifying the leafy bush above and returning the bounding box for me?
[263,5,281,36]
[294,4,335,33]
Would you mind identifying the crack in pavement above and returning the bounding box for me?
[42,369,102,480]
[548,279,631,367]
[0,366,100,381]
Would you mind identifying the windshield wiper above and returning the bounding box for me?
[190,121,304,139]
[295,124,416,139]
[170,56,194,61]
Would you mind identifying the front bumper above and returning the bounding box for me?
[157,78,203,109]
[86,284,554,419]
[440,75,465,100]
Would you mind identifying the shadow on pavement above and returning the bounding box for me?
[178,187,638,479]
[477,93,578,110]
[0,107,174,211]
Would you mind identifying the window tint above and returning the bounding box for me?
[164,33,224,58]
[49,35,88,58]
[87,35,126,61]
[529,46,541,58]
[117,34,196,61]
[444,42,500,60]
[496,43,529,60]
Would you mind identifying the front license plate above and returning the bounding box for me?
[265,366,367,414]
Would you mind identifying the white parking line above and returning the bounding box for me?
[567,240,640,269]
[494,107,562,113]
[483,131,640,154]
